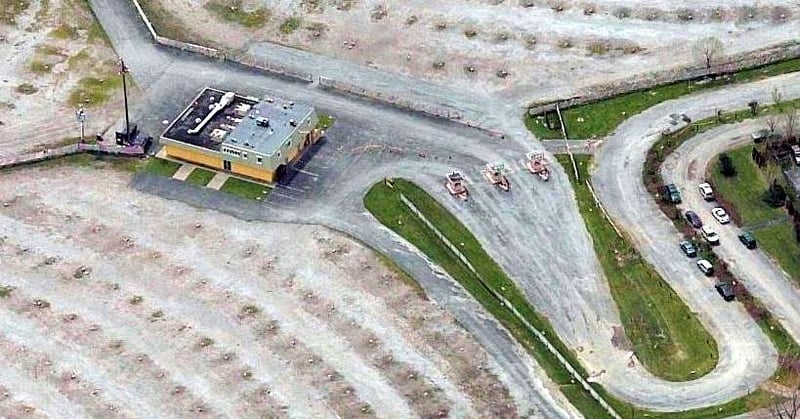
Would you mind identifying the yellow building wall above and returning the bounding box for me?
[232,163,274,183]
[165,145,223,169]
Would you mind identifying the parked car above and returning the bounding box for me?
[701,225,720,245]
[711,207,730,224]
[684,210,703,228]
[751,129,769,144]
[697,259,714,276]
[698,183,714,201]
[715,282,736,301]
[680,240,697,257]
[663,184,682,204]
[738,232,757,249]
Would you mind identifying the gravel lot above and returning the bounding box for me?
[0,0,124,157]
[152,0,800,104]
[0,164,518,418]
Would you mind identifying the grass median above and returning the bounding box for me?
[559,155,718,381]
[363,178,776,417]
[526,57,800,140]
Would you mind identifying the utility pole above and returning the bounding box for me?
[118,57,130,142]
[75,105,86,143]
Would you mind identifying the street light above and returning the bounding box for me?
[118,57,131,142]
[75,105,86,143]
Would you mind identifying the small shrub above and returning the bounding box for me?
[587,41,608,55]
[198,337,215,347]
[463,28,477,38]
[279,17,301,34]
[613,7,631,19]
[405,15,418,25]
[241,305,260,316]
[129,295,144,305]
[16,83,38,94]
[50,24,79,39]
[0,285,13,298]
[29,61,53,74]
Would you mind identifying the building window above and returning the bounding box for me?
[256,156,263,165]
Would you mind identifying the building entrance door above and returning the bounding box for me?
[223,160,231,171]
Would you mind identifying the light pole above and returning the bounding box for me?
[75,106,86,143]
[118,57,130,142]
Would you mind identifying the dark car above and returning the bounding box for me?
[680,240,697,258]
[715,282,736,301]
[684,210,703,228]
[663,184,682,204]
[738,232,757,249]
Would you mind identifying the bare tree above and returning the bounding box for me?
[693,36,724,70]
[771,390,799,419]
[773,87,785,111]
[766,114,779,134]
[784,108,798,141]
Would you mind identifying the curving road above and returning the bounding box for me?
[79,0,800,415]
[593,76,800,408]
[663,120,800,345]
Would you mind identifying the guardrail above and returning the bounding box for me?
[399,193,622,419]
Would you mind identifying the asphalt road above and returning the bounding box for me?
[87,0,800,414]
[663,121,800,346]
[592,76,800,408]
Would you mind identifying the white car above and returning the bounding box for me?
[701,225,720,245]
[697,259,714,276]
[698,183,714,201]
[711,207,730,224]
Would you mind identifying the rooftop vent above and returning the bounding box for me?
[255,117,270,127]
[289,119,297,127]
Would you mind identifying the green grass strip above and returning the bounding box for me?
[184,167,216,187]
[526,57,800,140]
[220,177,270,200]
[142,158,181,177]
[560,155,718,381]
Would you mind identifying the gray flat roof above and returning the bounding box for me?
[224,99,313,156]
[161,87,313,155]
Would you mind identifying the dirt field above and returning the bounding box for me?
[150,0,800,102]
[0,0,124,158]
[0,161,518,418]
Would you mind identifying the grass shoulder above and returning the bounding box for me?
[526,57,800,140]
[220,177,270,200]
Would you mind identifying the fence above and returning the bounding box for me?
[528,41,800,116]
[0,142,147,171]
[318,76,504,137]
[398,193,622,419]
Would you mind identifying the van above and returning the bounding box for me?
[701,225,720,245]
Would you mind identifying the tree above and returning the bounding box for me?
[766,114,779,134]
[694,36,724,70]
[770,384,799,418]
[773,87,785,111]
[784,108,798,140]
[719,153,737,177]
[763,180,787,208]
